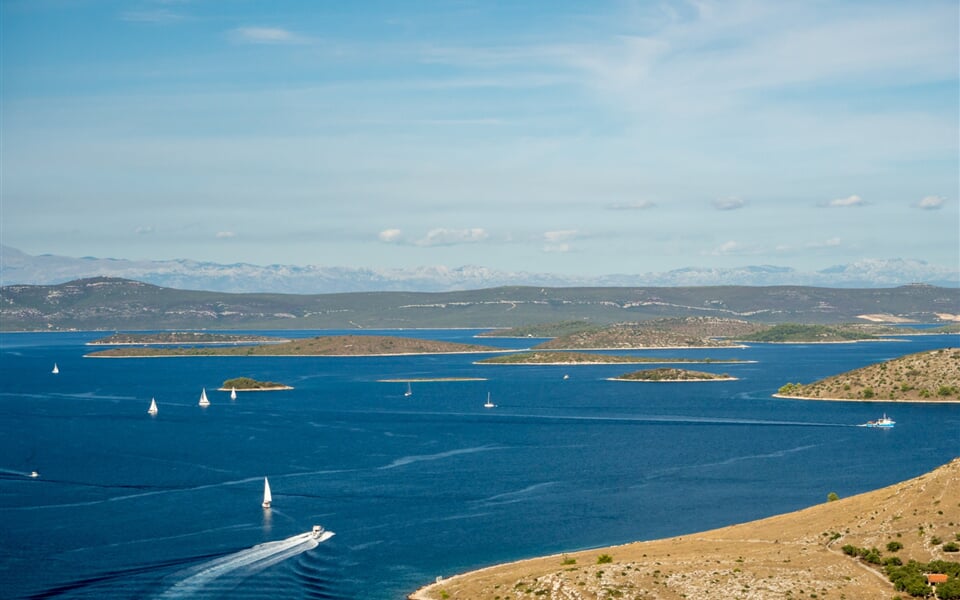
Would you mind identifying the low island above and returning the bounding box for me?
[532,317,764,349]
[85,335,502,357]
[410,458,960,600]
[218,377,292,391]
[87,332,288,345]
[477,351,745,365]
[736,323,905,343]
[609,367,736,382]
[776,347,960,402]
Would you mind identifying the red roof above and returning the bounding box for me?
[927,574,949,584]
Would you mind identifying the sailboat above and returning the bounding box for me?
[147,398,158,415]
[404,382,412,397]
[198,388,210,407]
[52,363,59,374]
[484,392,496,408]
[230,387,237,400]
[262,477,272,508]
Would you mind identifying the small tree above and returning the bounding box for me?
[597,554,613,564]
[827,492,839,502]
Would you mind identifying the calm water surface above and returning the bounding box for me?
[1,330,957,599]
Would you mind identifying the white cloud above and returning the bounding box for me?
[378,229,403,243]
[606,200,656,210]
[916,195,945,210]
[806,237,842,248]
[712,197,746,211]
[826,194,865,208]
[215,231,236,239]
[415,228,489,246]
[135,226,154,235]
[230,27,305,45]
[708,240,743,255]
[542,230,578,253]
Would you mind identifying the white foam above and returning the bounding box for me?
[156,529,333,598]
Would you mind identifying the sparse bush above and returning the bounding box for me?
[597,554,613,564]
[887,541,904,552]
[827,492,839,502]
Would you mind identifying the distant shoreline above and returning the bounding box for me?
[86,349,515,358]
[216,386,292,391]
[608,376,738,382]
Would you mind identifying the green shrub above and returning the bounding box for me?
[597,554,613,564]
[827,492,839,502]
[887,541,904,552]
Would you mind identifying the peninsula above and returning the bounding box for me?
[776,347,960,402]
[410,458,960,600]
[85,335,501,357]
[736,323,904,343]
[477,351,744,365]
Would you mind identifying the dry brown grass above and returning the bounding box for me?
[410,458,960,600]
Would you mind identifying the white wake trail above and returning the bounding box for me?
[156,530,334,598]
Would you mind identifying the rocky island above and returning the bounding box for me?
[533,317,766,349]
[86,334,501,357]
[219,377,292,391]
[736,323,905,343]
[87,332,288,345]
[477,351,744,365]
[610,367,736,382]
[776,347,960,402]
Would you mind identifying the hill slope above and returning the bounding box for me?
[411,458,960,599]
[2,277,958,331]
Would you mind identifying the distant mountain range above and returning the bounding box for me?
[1,246,957,293]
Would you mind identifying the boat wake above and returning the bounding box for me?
[155,530,334,598]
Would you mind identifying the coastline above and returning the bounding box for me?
[215,386,292,391]
[772,392,960,404]
[608,376,738,382]
[85,349,516,358]
[409,458,960,600]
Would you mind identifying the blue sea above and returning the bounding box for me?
[1,329,958,599]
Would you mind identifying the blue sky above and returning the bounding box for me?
[2,0,958,277]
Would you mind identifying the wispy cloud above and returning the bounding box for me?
[415,228,489,246]
[378,229,403,243]
[805,237,842,249]
[712,197,746,211]
[230,27,307,45]
[706,240,746,256]
[915,195,945,210]
[824,194,865,208]
[542,230,577,253]
[135,226,154,235]
[605,200,656,210]
[215,231,236,239]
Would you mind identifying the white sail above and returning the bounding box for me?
[404,382,412,397]
[230,387,237,400]
[262,477,272,508]
[148,398,158,415]
[52,363,59,374]
[484,392,495,408]
[199,388,210,407]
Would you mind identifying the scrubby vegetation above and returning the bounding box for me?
[776,348,960,401]
[478,320,602,338]
[614,367,733,381]
[840,543,960,598]
[221,377,290,390]
[535,317,766,349]
[738,322,901,342]
[477,351,741,365]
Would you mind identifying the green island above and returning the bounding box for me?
[87,332,288,345]
[533,317,766,349]
[610,367,735,381]
[476,351,744,365]
[737,322,905,343]
[85,334,501,357]
[219,377,292,391]
[776,347,960,402]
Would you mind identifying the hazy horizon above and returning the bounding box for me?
[2,1,958,279]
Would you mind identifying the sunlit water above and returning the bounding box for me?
[1,329,957,598]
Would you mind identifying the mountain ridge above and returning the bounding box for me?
[2,246,957,293]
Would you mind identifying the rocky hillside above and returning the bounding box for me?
[778,347,960,401]
[411,458,960,600]
[535,317,767,349]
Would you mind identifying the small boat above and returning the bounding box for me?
[484,392,496,409]
[29,471,39,478]
[404,382,412,397]
[52,363,59,374]
[262,477,272,508]
[199,388,210,407]
[860,414,895,428]
[311,525,325,538]
[230,387,237,400]
[562,374,569,380]
[147,398,158,415]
